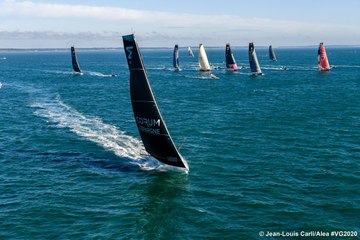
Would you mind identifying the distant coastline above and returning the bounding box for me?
[0,48,121,53]
[1,45,360,52]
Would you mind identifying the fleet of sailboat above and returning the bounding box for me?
[248,42,263,75]
[122,34,189,171]
[198,43,211,71]
[318,42,330,71]
[70,40,334,79]
[225,43,238,71]
[70,46,82,74]
[66,38,335,171]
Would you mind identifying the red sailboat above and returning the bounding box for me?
[318,42,330,71]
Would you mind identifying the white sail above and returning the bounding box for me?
[188,46,194,57]
[198,44,211,71]
[253,50,262,74]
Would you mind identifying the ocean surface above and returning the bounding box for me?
[1,46,359,239]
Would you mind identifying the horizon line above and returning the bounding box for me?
[1,44,360,52]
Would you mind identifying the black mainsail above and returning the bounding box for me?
[122,34,189,170]
[269,45,277,61]
[225,43,238,71]
[71,46,81,74]
[248,42,262,75]
[173,44,180,70]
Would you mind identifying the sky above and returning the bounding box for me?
[0,0,360,48]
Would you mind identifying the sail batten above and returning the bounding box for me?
[225,43,238,71]
[248,42,262,75]
[198,44,211,71]
[318,42,330,71]
[122,34,189,170]
[70,46,81,73]
[269,45,277,61]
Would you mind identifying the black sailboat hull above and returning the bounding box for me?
[248,43,262,75]
[225,43,238,71]
[71,46,81,73]
[269,45,277,61]
[173,44,180,70]
[123,34,188,170]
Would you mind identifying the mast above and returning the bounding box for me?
[318,42,330,71]
[70,46,81,74]
[225,43,238,71]
[269,45,277,61]
[173,44,180,70]
[122,34,189,170]
[248,42,262,75]
[198,44,211,71]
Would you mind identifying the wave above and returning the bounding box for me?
[186,75,214,80]
[44,70,73,75]
[162,67,182,72]
[0,82,2,89]
[86,71,117,77]
[30,95,164,170]
[146,66,166,70]
[262,66,288,71]
[44,70,117,78]
[261,65,315,72]
[334,65,360,68]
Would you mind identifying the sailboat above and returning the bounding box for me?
[269,45,277,61]
[122,34,189,171]
[198,44,211,71]
[318,42,330,71]
[225,43,238,71]
[248,42,263,75]
[188,46,194,57]
[173,44,180,71]
[70,46,82,74]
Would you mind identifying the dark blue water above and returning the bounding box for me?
[1,47,359,239]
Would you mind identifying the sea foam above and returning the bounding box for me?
[31,95,147,161]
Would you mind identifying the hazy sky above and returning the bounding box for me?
[0,0,359,48]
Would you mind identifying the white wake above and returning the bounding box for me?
[87,71,116,77]
[31,95,148,161]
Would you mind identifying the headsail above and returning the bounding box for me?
[318,42,330,71]
[188,46,194,57]
[122,34,189,170]
[70,46,81,74]
[173,44,180,70]
[269,45,277,61]
[248,42,262,75]
[198,44,211,71]
[225,43,238,71]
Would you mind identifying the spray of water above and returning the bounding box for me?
[31,95,149,161]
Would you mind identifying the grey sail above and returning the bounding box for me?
[122,34,189,170]
[70,46,81,73]
[248,42,262,75]
[269,45,277,61]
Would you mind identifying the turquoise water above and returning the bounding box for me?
[0,47,359,239]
